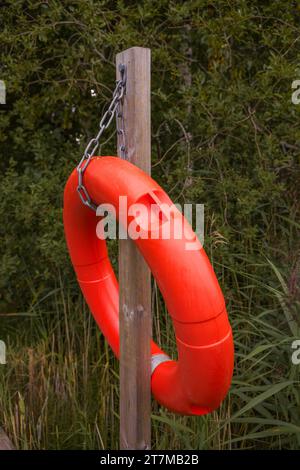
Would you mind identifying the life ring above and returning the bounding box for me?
[63,156,234,415]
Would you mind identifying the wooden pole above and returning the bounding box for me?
[116,47,151,450]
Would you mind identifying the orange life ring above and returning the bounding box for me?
[63,156,234,415]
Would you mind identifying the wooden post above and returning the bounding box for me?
[116,47,152,450]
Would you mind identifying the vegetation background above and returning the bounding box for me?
[0,0,300,450]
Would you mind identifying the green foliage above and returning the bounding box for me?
[0,0,300,449]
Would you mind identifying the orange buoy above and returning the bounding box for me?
[63,156,234,415]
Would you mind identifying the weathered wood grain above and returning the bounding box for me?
[116,47,152,450]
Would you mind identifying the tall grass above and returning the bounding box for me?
[0,253,299,449]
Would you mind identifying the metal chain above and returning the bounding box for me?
[76,64,126,211]
[116,86,127,159]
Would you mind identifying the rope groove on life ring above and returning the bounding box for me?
[63,156,234,415]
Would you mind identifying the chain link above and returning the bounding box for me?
[116,77,127,160]
[76,65,126,211]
